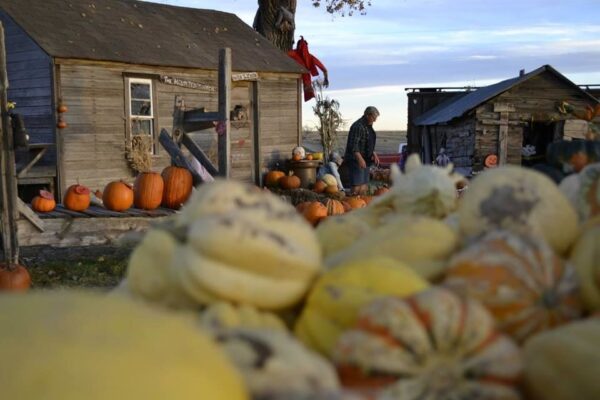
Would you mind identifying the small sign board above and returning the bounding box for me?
[160,75,216,92]
[232,72,258,81]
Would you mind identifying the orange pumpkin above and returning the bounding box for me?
[57,104,68,113]
[342,201,352,212]
[31,190,56,212]
[569,152,590,173]
[265,170,286,188]
[64,184,91,212]
[134,172,164,210]
[103,180,134,212]
[313,180,327,193]
[374,186,389,196]
[324,185,339,194]
[444,230,583,343]
[295,201,312,214]
[305,154,314,161]
[0,263,31,291]
[292,154,302,162]
[279,175,301,190]
[333,288,522,399]
[325,199,345,216]
[346,196,367,209]
[362,195,373,205]
[303,202,328,226]
[161,166,193,209]
[56,119,67,129]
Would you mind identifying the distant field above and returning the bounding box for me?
[302,130,407,154]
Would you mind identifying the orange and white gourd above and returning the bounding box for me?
[559,162,600,223]
[332,287,523,400]
[569,220,600,312]
[444,230,582,343]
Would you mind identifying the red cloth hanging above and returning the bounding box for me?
[287,36,328,102]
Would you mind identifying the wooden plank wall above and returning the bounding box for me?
[257,75,300,174]
[0,12,55,164]
[56,61,267,192]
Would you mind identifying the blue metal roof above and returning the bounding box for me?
[414,65,599,126]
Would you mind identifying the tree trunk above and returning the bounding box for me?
[253,0,297,52]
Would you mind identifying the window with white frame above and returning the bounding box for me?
[128,78,155,154]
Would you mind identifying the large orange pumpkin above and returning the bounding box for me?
[134,172,164,210]
[303,202,328,226]
[325,199,345,216]
[444,230,583,343]
[333,287,523,399]
[162,166,193,209]
[265,170,286,188]
[64,184,91,212]
[103,180,134,212]
[31,190,56,213]
[0,263,31,291]
[279,175,301,190]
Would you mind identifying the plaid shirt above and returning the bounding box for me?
[344,116,376,162]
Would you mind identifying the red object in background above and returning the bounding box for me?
[287,36,328,101]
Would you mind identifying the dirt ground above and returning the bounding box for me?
[20,245,132,289]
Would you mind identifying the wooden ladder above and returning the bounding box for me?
[159,48,232,185]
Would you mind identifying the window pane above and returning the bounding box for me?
[131,119,153,136]
[131,83,150,100]
[131,100,152,116]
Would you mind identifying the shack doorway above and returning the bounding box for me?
[522,121,557,166]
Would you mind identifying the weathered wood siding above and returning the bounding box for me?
[257,75,300,174]
[439,119,476,168]
[56,60,283,193]
[0,11,55,163]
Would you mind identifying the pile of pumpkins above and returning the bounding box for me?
[263,146,324,190]
[4,155,600,399]
[30,165,194,213]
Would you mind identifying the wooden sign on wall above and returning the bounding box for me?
[160,75,216,92]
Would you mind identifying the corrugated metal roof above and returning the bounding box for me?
[414,65,599,126]
[0,0,304,74]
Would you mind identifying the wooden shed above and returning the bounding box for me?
[410,65,599,175]
[0,0,304,201]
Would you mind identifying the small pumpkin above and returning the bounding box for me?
[292,154,302,162]
[31,190,56,212]
[313,180,327,193]
[56,119,67,129]
[346,196,367,209]
[444,230,583,343]
[324,199,344,216]
[265,170,285,188]
[134,172,164,210]
[559,162,600,222]
[0,263,31,291]
[292,146,306,159]
[57,104,68,113]
[64,184,91,212]
[321,174,337,187]
[162,166,193,209]
[305,153,314,161]
[332,287,522,399]
[324,185,338,194]
[373,186,389,196]
[103,180,134,212]
[303,201,328,226]
[279,174,301,190]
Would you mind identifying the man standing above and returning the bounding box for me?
[344,106,380,195]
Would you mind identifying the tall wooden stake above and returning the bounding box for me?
[0,22,19,266]
[217,48,231,177]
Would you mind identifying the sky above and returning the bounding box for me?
[144,0,600,131]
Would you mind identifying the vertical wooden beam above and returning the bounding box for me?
[53,63,65,202]
[0,22,19,265]
[498,111,509,165]
[217,48,231,177]
[172,95,185,145]
[252,80,261,185]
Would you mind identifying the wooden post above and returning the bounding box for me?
[494,103,515,165]
[172,95,185,144]
[0,22,19,266]
[252,80,261,185]
[218,48,231,177]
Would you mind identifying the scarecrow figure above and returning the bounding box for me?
[287,36,328,102]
